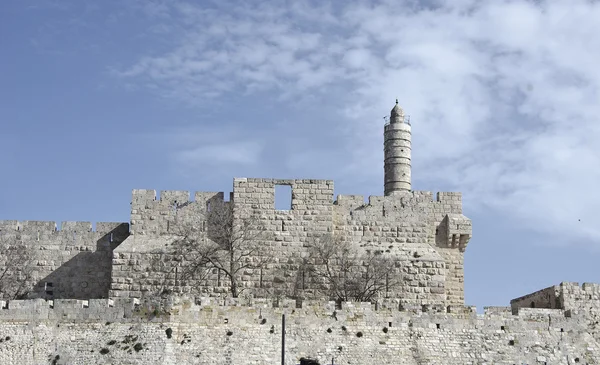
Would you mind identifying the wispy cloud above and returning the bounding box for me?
[158,125,264,171]
[176,141,262,166]
[118,0,600,246]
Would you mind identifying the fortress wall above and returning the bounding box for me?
[114,181,470,306]
[130,189,224,235]
[0,299,597,364]
[332,197,446,305]
[510,282,600,314]
[559,282,600,313]
[0,221,129,300]
[114,179,336,299]
[510,285,561,312]
[230,178,335,296]
[332,190,470,306]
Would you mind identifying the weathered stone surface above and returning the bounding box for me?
[0,101,593,363]
[0,290,598,364]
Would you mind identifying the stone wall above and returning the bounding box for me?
[0,297,598,364]
[111,179,471,307]
[511,282,600,313]
[0,220,129,300]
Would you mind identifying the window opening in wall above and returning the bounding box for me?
[274,184,292,210]
[451,234,457,247]
[110,232,114,243]
[530,301,535,308]
[45,282,53,297]
[206,201,211,212]
[436,323,441,329]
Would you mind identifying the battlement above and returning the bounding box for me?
[334,191,462,207]
[0,220,129,235]
[131,189,226,205]
[131,184,460,217]
[0,296,587,328]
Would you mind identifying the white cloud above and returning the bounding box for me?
[118,0,600,246]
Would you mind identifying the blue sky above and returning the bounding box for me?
[1,0,599,309]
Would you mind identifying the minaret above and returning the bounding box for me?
[384,100,412,195]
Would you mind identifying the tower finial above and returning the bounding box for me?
[390,100,404,123]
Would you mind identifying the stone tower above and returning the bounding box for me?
[384,100,412,195]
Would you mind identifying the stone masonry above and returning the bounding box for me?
[0,284,600,364]
[0,102,596,364]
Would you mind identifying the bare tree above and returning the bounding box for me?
[168,203,272,298]
[306,234,398,302]
[0,234,36,300]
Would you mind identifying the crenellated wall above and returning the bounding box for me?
[0,220,129,300]
[0,296,598,365]
[110,178,471,307]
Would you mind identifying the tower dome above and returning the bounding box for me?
[390,99,405,123]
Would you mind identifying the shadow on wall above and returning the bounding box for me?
[31,224,129,300]
[300,358,321,365]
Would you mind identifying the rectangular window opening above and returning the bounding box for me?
[274,185,292,210]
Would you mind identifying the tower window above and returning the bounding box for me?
[275,185,292,210]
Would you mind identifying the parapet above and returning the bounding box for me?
[0,220,129,235]
[0,296,584,327]
[334,190,462,207]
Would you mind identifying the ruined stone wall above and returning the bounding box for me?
[0,297,598,365]
[0,220,129,300]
